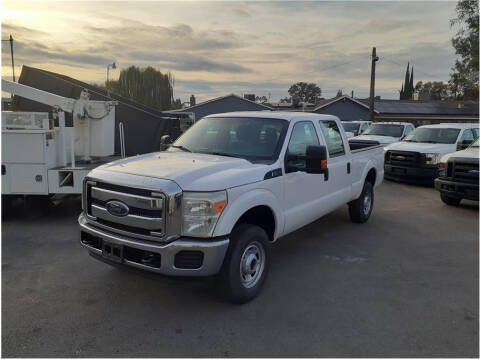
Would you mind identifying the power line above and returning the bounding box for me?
[380,56,441,79]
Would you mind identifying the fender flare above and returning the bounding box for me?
[213,188,283,240]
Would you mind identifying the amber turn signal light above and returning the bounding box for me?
[214,200,227,214]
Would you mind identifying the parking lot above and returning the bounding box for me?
[2,180,478,357]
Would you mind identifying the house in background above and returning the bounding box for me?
[310,94,478,125]
[372,100,479,125]
[312,95,376,121]
[174,94,273,120]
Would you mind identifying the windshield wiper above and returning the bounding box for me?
[210,152,242,158]
[170,145,192,152]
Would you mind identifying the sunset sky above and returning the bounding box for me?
[1,1,460,103]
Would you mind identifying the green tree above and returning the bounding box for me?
[288,82,322,103]
[255,95,268,103]
[400,63,414,100]
[107,66,179,110]
[449,0,479,100]
[415,81,451,100]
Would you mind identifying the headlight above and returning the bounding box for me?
[182,191,227,237]
[425,153,441,165]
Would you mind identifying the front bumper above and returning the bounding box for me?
[384,164,438,182]
[78,213,229,276]
[434,178,479,201]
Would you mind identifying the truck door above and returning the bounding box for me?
[317,119,352,206]
[283,121,334,234]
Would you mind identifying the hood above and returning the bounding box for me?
[92,152,269,191]
[385,141,458,155]
[440,146,480,163]
[352,135,400,144]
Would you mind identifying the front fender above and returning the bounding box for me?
[213,188,283,240]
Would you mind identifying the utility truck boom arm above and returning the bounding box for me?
[2,79,76,113]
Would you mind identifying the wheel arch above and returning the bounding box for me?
[213,189,281,241]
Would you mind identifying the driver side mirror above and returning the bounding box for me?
[305,145,328,174]
[160,135,172,151]
[457,140,472,151]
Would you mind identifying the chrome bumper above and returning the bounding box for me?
[78,213,229,276]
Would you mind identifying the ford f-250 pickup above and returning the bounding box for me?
[79,112,384,303]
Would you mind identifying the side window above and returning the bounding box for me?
[361,123,369,132]
[473,128,479,138]
[318,120,345,157]
[286,121,319,171]
[404,125,414,136]
[460,129,474,142]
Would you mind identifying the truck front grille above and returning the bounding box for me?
[84,180,167,242]
[451,160,479,184]
[385,150,422,167]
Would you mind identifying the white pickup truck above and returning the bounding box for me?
[79,112,384,303]
[350,122,415,145]
[384,123,479,183]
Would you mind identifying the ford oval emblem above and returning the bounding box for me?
[106,200,129,217]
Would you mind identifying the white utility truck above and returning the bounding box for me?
[1,79,118,205]
[384,123,479,183]
[350,122,415,145]
[79,112,384,303]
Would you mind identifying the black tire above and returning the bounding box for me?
[348,181,374,223]
[440,193,461,206]
[219,224,270,304]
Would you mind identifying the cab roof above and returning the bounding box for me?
[205,111,338,122]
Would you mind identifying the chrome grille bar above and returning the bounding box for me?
[91,187,163,210]
[91,204,164,230]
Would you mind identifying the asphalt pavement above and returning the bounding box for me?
[2,180,478,357]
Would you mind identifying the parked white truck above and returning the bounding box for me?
[79,112,384,303]
[435,137,479,206]
[350,122,415,145]
[384,123,479,183]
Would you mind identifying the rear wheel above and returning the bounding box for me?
[349,181,374,223]
[440,193,461,206]
[219,224,270,304]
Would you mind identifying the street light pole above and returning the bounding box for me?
[9,35,15,83]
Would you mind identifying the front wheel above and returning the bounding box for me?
[440,193,461,206]
[219,224,270,304]
[348,181,374,223]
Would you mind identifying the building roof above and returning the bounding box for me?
[312,95,478,117]
[175,94,273,111]
[365,99,479,116]
[313,95,379,113]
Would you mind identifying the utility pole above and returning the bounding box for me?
[9,35,15,82]
[369,47,379,121]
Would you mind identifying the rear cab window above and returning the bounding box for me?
[318,120,345,157]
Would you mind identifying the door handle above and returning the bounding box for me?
[347,162,351,174]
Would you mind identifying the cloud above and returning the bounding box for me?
[1,0,459,101]
[131,51,252,73]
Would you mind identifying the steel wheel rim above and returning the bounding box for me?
[239,241,265,289]
[363,190,372,215]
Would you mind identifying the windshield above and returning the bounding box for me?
[169,117,288,163]
[362,124,404,137]
[342,122,361,135]
[403,128,461,144]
